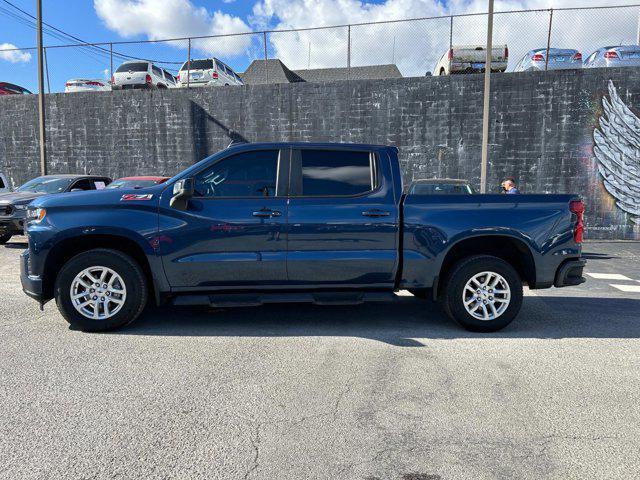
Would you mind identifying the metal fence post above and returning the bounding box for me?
[545,8,553,71]
[109,43,113,81]
[187,38,191,88]
[44,47,50,94]
[36,0,46,176]
[480,0,494,194]
[263,31,268,84]
[449,15,454,52]
[347,25,351,79]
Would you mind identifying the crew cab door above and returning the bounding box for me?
[286,147,399,287]
[158,148,288,288]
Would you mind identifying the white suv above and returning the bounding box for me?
[177,58,243,87]
[112,61,175,90]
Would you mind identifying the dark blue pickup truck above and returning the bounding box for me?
[21,142,586,332]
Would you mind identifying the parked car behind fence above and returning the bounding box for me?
[584,45,640,69]
[0,82,31,95]
[64,79,111,93]
[0,172,10,194]
[112,61,175,90]
[514,48,582,72]
[177,58,243,87]
[433,45,508,76]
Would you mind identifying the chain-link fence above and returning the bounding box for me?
[1,3,639,93]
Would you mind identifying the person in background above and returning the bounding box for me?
[501,177,520,194]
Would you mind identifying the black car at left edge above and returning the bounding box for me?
[0,174,111,244]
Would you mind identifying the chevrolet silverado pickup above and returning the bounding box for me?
[21,142,586,332]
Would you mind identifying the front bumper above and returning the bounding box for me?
[20,250,44,302]
[0,218,25,235]
[554,259,587,287]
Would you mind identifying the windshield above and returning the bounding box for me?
[106,179,159,189]
[410,183,474,195]
[17,177,74,194]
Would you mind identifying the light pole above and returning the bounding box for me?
[480,0,494,193]
[36,0,47,175]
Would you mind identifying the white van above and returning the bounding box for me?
[177,58,243,87]
[0,173,10,194]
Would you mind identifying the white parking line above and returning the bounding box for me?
[587,273,632,281]
[610,284,640,293]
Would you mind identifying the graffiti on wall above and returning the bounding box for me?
[593,80,640,225]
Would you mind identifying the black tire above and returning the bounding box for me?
[441,255,523,332]
[0,234,12,244]
[54,248,148,332]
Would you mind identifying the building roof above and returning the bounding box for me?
[239,59,304,85]
[294,64,402,82]
[239,60,402,85]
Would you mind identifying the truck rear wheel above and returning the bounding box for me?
[54,249,148,332]
[442,255,523,332]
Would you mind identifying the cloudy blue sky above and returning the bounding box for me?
[1,0,638,92]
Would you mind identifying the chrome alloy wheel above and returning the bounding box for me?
[462,271,511,321]
[69,266,127,320]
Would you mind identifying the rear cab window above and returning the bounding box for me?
[291,149,377,197]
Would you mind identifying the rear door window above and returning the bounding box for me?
[295,150,375,197]
[152,65,162,77]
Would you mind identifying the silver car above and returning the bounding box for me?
[514,48,582,72]
[584,45,640,68]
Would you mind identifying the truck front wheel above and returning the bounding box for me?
[54,249,148,332]
[442,255,523,332]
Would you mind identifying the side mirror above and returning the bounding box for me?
[170,178,194,210]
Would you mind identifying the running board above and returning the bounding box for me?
[171,291,397,307]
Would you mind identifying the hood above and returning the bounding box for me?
[30,184,168,209]
[0,191,45,206]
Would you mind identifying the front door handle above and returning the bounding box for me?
[252,209,281,218]
[362,209,390,217]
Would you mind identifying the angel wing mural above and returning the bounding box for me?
[593,80,640,224]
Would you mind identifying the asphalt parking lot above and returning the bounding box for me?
[1,238,639,480]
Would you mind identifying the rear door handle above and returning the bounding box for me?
[362,209,390,217]
[252,209,281,218]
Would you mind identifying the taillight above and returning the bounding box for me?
[86,81,102,86]
[569,200,585,244]
[177,74,180,81]
[504,46,509,58]
[111,75,115,84]
[212,71,218,79]
[65,82,72,87]
[604,51,619,59]
[145,74,152,83]
[573,52,582,61]
[447,48,453,60]
[532,53,544,61]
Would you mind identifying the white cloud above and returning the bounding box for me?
[94,0,253,57]
[252,0,640,76]
[0,43,32,63]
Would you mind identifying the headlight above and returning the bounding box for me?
[27,208,46,223]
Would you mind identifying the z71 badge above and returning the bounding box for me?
[120,194,154,201]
